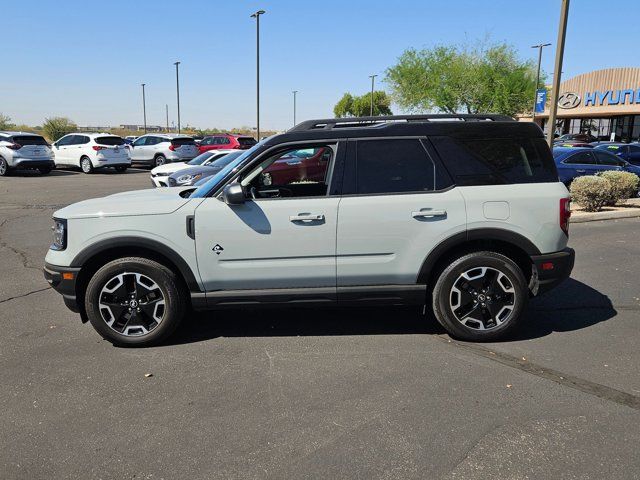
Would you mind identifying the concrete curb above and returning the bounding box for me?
[570,209,640,223]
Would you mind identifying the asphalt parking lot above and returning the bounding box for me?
[1,168,640,480]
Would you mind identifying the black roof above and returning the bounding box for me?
[266,114,543,146]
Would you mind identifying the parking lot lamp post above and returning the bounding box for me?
[369,74,377,116]
[141,83,147,134]
[546,0,570,148]
[165,104,169,132]
[251,9,265,140]
[531,43,551,123]
[174,61,181,134]
[292,90,298,127]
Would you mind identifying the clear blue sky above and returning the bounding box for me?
[1,0,634,131]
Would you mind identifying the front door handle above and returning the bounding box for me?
[576,169,586,173]
[290,213,324,222]
[412,209,447,219]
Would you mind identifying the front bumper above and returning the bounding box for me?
[531,247,575,294]
[43,263,81,313]
[14,159,55,169]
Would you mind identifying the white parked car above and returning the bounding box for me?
[53,133,130,174]
[44,114,575,347]
[129,134,199,168]
[150,150,235,187]
[0,131,55,176]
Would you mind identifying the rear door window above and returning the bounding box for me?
[431,136,557,185]
[594,150,624,166]
[354,139,436,194]
[96,136,125,146]
[564,151,596,165]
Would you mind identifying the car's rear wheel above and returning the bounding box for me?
[154,155,166,167]
[85,257,186,347]
[0,158,9,176]
[39,166,52,174]
[80,157,93,174]
[431,251,528,341]
[115,166,127,173]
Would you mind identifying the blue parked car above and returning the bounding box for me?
[593,142,640,166]
[553,147,640,186]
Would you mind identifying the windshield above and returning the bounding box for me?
[190,145,260,198]
[187,151,215,166]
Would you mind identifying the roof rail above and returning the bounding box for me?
[288,114,514,132]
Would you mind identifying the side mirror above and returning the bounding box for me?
[223,182,245,205]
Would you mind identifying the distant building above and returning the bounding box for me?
[119,124,170,132]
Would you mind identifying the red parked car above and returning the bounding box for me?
[261,147,332,186]
[198,134,257,153]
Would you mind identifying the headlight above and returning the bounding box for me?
[177,173,202,184]
[50,218,67,251]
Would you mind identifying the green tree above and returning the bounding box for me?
[42,117,77,141]
[385,41,540,117]
[0,113,12,130]
[333,91,392,117]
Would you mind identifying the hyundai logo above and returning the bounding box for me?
[558,92,581,109]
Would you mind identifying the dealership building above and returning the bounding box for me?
[523,67,640,142]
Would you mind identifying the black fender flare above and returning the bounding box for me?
[416,228,541,284]
[71,236,202,292]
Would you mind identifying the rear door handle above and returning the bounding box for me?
[412,209,447,218]
[576,169,586,173]
[290,213,324,222]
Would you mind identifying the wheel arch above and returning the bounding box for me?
[417,228,540,289]
[71,237,201,318]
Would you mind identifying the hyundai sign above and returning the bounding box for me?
[558,88,640,108]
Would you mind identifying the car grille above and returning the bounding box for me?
[152,172,170,177]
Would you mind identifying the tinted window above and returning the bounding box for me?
[77,136,90,145]
[356,139,435,194]
[594,150,624,166]
[171,137,196,146]
[564,151,596,165]
[13,135,48,146]
[133,137,147,146]
[238,137,257,147]
[201,137,215,146]
[431,136,557,185]
[96,136,125,146]
[187,152,215,165]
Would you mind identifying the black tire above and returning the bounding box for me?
[85,257,186,347]
[431,251,528,342]
[80,156,94,174]
[39,166,52,174]
[154,155,166,167]
[115,166,128,173]
[0,157,9,176]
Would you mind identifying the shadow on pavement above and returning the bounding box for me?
[166,279,615,346]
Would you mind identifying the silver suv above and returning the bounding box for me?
[0,132,54,176]
[129,134,199,167]
[44,115,575,347]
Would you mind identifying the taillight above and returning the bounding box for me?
[92,146,106,151]
[560,198,571,236]
[169,144,177,151]
[7,143,21,150]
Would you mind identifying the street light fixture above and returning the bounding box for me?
[174,61,181,134]
[292,90,298,127]
[141,83,147,134]
[368,74,378,116]
[531,43,551,123]
[250,9,265,140]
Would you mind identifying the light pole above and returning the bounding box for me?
[174,61,181,133]
[141,83,147,134]
[547,0,570,148]
[531,43,551,123]
[165,104,169,132]
[368,74,378,116]
[250,9,265,140]
[292,90,298,127]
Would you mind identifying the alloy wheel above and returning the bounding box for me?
[0,159,7,176]
[98,272,166,337]
[449,266,516,331]
[81,158,92,173]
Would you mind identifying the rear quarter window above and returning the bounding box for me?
[431,136,558,185]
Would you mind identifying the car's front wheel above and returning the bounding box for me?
[84,257,186,347]
[431,251,528,341]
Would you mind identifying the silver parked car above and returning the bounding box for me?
[0,131,55,176]
[129,134,199,168]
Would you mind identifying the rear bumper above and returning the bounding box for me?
[531,247,575,294]
[43,262,81,313]
[13,159,55,169]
